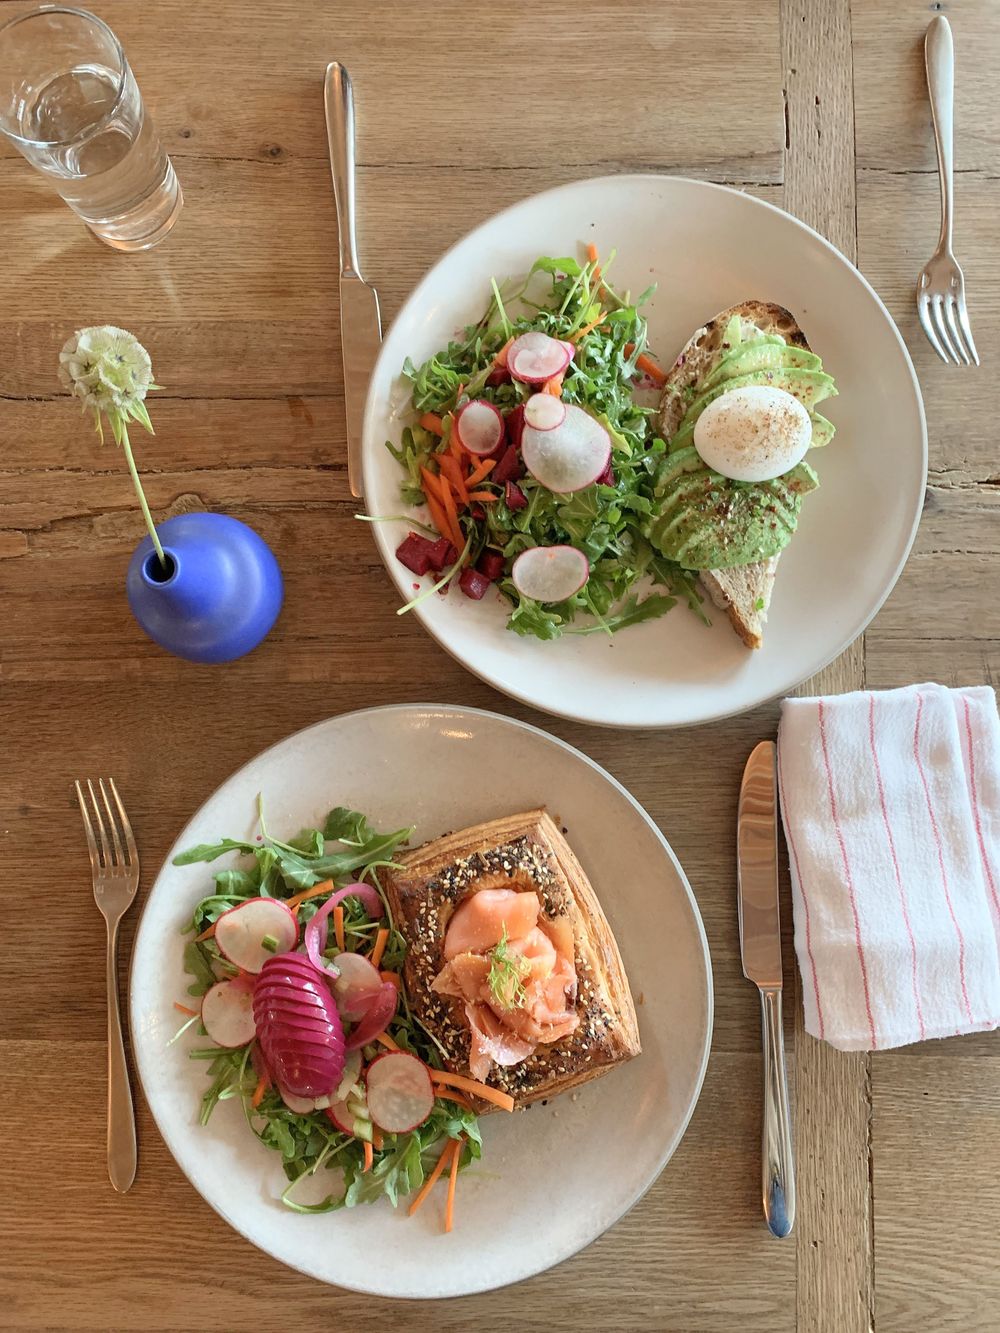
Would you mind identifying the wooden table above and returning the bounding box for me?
[3,1,997,1328]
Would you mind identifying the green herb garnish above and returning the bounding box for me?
[486,924,530,1010]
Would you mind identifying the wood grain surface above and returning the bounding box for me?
[1,1,997,1329]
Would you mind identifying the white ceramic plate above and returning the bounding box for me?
[362,174,926,728]
[130,705,713,1299]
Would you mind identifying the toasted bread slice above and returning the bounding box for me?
[383,809,640,1110]
[659,301,810,649]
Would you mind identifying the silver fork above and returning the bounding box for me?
[75,778,139,1193]
[917,15,979,366]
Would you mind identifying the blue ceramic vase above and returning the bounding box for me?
[126,512,283,663]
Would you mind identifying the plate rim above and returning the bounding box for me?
[129,701,715,1298]
[361,172,928,730]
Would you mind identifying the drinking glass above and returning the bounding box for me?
[0,5,182,251]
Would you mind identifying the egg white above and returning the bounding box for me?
[693,385,812,483]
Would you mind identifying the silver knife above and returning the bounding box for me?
[324,61,382,500]
[738,740,796,1238]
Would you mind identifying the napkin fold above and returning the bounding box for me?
[777,683,1000,1051]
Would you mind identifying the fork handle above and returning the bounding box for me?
[106,919,137,1192]
[925,14,955,253]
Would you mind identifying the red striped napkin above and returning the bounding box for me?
[777,684,1000,1051]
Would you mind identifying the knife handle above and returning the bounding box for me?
[324,62,362,276]
[759,987,795,1238]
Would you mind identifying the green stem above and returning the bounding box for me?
[120,423,165,566]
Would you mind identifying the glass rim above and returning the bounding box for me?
[0,4,128,150]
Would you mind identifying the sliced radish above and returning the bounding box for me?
[213,898,298,975]
[524,393,567,432]
[201,979,257,1048]
[279,1087,326,1114]
[326,1090,373,1140]
[521,403,611,493]
[331,951,383,1022]
[365,1052,435,1134]
[508,331,572,384]
[512,545,590,604]
[453,399,505,456]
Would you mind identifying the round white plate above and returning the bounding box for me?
[363,174,926,728]
[130,704,713,1299]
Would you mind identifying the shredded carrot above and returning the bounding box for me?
[173,1002,199,1017]
[380,970,401,988]
[466,457,496,487]
[251,1075,269,1109]
[494,336,513,369]
[586,242,599,264]
[434,1088,473,1110]
[445,1137,461,1232]
[372,1127,384,1151]
[438,453,469,505]
[376,1031,400,1052]
[543,374,564,397]
[284,879,334,911]
[438,478,465,553]
[448,431,464,463]
[571,313,606,343]
[591,264,603,292]
[429,1069,515,1113]
[419,411,444,436]
[466,491,498,502]
[370,927,389,969]
[420,465,446,504]
[333,904,345,952]
[424,490,452,544]
[193,921,216,942]
[407,1138,459,1217]
[624,343,668,387]
[362,1139,374,1173]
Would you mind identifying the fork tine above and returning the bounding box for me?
[99,778,125,865]
[75,780,102,875]
[955,292,980,366]
[930,296,961,364]
[943,298,971,365]
[108,778,137,867]
[86,778,112,866]
[918,294,951,364]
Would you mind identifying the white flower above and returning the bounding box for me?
[59,325,157,443]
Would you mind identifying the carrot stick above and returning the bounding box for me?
[571,313,606,343]
[586,242,599,264]
[466,457,496,487]
[494,336,513,369]
[449,431,464,463]
[251,1075,269,1109]
[333,904,345,953]
[419,411,444,436]
[380,970,401,988]
[543,374,564,397]
[193,922,216,942]
[284,879,334,911]
[173,1002,199,1017]
[425,491,452,544]
[438,480,465,553]
[420,465,447,504]
[438,454,469,506]
[376,1032,400,1052]
[362,1139,374,1173]
[370,927,389,969]
[434,1088,473,1110]
[624,343,668,387]
[445,1137,461,1232]
[372,1127,384,1151]
[429,1070,515,1112]
[407,1138,459,1217]
[466,491,498,502]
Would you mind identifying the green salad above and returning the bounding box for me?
[173,803,484,1219]
[381,249,705,640]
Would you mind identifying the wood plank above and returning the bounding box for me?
[780,3,873,1331]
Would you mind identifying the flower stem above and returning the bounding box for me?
[120,423,166,566]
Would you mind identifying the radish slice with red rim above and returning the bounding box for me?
[523,393,567,432]
[213,898,298,975]
[278,1087,333,1114]
[201,979,257,1048]
[330,951,384,1021]
[512,545,590,604]
[344,982,398,1051]
[453,399,505,456]
[303,882,384,979]
[507,331,572,384]
[521,403,611,493]
[365,1052,435,1133]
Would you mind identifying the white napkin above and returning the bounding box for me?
[777,683,1000,1051]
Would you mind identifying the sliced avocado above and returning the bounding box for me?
[702,341,821,390]
[670,368,838,452]
[645,447,818,569]
[809,412,836,448]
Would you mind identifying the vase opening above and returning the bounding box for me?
[143,549,178,585]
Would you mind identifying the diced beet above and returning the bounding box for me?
[505,405,525,449]
[596,461,616,486]
[486,365,511,387]
[426,537,457,572]
[505,480,528,510]
[469,502,486,520]
[395,532,434,576]
[477,550,505,581]
[459,567,492,600]
[492,446,524,484]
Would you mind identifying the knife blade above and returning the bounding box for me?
[737,740,796,1239]
[324,62,381,500]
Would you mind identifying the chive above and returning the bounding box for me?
[261,933,279,953]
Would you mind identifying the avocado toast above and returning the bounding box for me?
[647,301,837,648]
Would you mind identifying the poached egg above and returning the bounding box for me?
[693,384,812,483]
